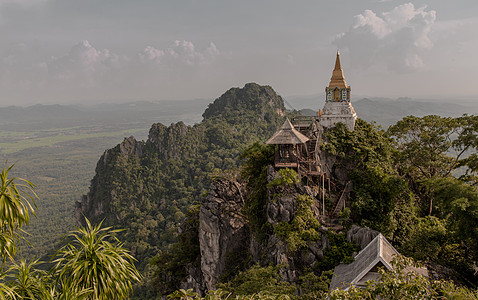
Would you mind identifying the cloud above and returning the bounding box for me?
[47,40,124,85]
[0,39,222,103]
[334,3,436,72]
[139,40,220,66]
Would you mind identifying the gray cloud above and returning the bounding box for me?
[0,39,221,103]
[334,3,436,72]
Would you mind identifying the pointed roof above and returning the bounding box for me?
[329,234,428,291]
[328,50,349,89]
[266,118,309,145]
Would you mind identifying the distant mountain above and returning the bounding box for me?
[296,97,477,128]
[0,99,210,130]
[354,97,475,128]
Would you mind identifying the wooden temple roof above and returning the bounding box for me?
[329,234,428,291]
[266,118,310,145]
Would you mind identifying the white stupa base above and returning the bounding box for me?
[320,101,357,131]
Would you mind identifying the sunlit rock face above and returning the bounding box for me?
[199,178,249,291]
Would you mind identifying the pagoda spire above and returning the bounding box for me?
[328,50,348,89]
[334,50,342,70]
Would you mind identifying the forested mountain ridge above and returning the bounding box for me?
[153,116,478,299]
[76,83,287,269]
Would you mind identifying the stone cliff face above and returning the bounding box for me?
[193,166,379,293]
[199,179,248,291]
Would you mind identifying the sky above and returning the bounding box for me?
[0,0,477,105]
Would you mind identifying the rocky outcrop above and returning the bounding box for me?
[148,121,201,160]
[199,178,248,291]
[347,225,379,250]
[180,266,204,293]
[193,163,386,293]
[196,167,336,291]
[119,136,144,158]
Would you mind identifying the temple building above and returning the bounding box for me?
[329,234,428,291]
[321,51,357,131]
[266,51,358,216]
[265,118,309,169]
[266,51,357,175]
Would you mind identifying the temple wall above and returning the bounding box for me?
[320,101,357,131]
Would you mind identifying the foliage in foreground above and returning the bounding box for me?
[0,164,142,299]
[0,164,37,262]
[53,219,141,299]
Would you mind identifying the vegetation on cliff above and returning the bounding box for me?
[157,114,477,298]
[324,115,478,284]
[77,83,287,275]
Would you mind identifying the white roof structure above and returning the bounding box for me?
[329,234,428,290]
[266,118,309,145]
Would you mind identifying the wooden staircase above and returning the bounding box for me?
[329,181,352,217]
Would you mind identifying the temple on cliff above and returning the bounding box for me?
[266,51,357,216]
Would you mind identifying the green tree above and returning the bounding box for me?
[324,120,416,240]
[7,259,51,300]
[53,218,142,300]
[239,142,275,238]
[423,177,478,264]
[216,265,296,298]
[0,164,37,261]
[388,115,478,215]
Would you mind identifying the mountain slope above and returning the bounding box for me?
[76,83,287,268]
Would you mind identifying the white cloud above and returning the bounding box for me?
[139,40,220,66]
[334,3,436,72]
[140,46,164,64]
[44,40,125,89]
[3,39,220,89]
[354,9,391,39]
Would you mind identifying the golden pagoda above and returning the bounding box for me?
[320,51,357,130]
[325,51,351,102]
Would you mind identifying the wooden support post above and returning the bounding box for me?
[322,174,325,216]
[328,178,330,197]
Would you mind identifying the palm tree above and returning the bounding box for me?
[0,164,37,262]
[53,218,142,299]
[7,259,50,299]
